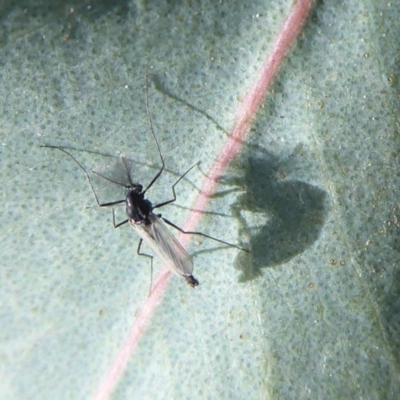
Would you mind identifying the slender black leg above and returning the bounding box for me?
[41,145,126,208]
[112,209,129,229]
[98,199,125,208]
[41,145,127,229]
[153,163,198,210]
[137,238,155,294]
[160,216,249,252]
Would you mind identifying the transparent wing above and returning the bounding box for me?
[130,213,194,278]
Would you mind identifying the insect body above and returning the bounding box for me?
[42,76,246,288]
[123,180,198,287]
[41,143,202,286]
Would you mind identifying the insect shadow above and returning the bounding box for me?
[218,144,329,282]
[42,77,247,288]
[150,76,328,283]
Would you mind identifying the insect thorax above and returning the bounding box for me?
[126,190,153,224]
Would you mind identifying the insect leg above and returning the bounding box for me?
[153,163,198,209]
[41,145,127,233]
[41,145,126,208]
[160,216,249,252]
[112,209,129,228]
[137,238,155,293]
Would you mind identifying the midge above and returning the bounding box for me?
[42,77,246,287]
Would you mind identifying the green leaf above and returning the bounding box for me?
[1,1,399,399]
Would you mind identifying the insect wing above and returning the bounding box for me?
[130,213,194,278]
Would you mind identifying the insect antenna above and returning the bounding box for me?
[120,156,135,187]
